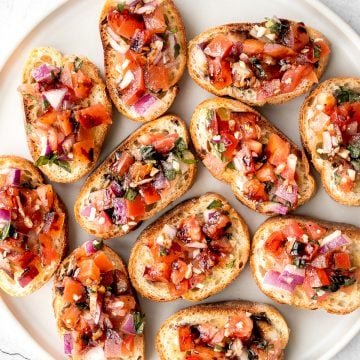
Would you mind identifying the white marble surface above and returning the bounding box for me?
[0,0,359,359]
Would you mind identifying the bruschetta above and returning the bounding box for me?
[100,0,186,122]
[128,193,250,302]
[300,77,360,205]
[188,18,330,106]
[53,241,144,359]
[19,47,112,183]
[251,216,360,314]
[0,156,67,296]
[156,301,289,360]
[75,115,196,239]
[190,98,315,215]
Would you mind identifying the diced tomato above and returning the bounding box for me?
[189,273,206,289]
[243,178,268,202]
[77,259,101,285]
[305,222,326,240]
[126,194,146,219]
[77,125,92,142]
[152,133,179,153]
[63,277,85,303]
[119,335,135,356]
[282,221,305,239]
[302,272,316,299]
[57,110,73,136]
[143,6,166,33]
[266,133,290,166]
[61,304,81,328]
[138,133,163,145]
[208,57,232,90]
[10,251,35,270]
[145,63,170,92]
[47,213,65,240]
[47,127,58,152]
[36,184,54,211]
[129,163,152,182]
[333,252,351,270]
[18,265,39,288]
[245,139,263,154]
[338,175,354,193]
[108,9,144,39]
[221,133,239,161]
[121,65,145,106]
[314,39,330,58]
[203,153,225,177]
[231,112,260,140]
[111,152,134,177]
[281,64,317,93]
[189,346,219,360]
[283,22,310,51]
[73,139,94,163]
[74,104,111,129]
[38,111,57,126]
[169,279,189,297]
[144,262,171,282]
[256,162,276,182]
[305,266,331,288]
[39,233,58,266]
[178,216,203,242]
[140,183,161,205]
[179,327,194,352]
[204,35,233,59]
[263,43,296,58]
[256,79,281,100]
[94,251,114,272]
[117,295,136,310]
[170,259,188,285]
[264,231,286,256]
[227,314,254,339]
[98,211,113,233]
[242,39,264,55]
[186,356,202,360]
[130,29,153,51]
[71,70,92,99]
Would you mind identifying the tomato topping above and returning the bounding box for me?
[18,266,39,288]
[143,6,166,33]
[203,153,225,177]
[39,233,58,265]
[126,194,146,219]
[305,266,331,288]
[266,133,290,166]
[119,335,135,357]
[305,222,326,240]
[10,251,35,270]
[256,162,276,182]
[94,251,114,272]
[243,178,268,201]
[62,304,81,328]
[144,262,171,282]
[121,65,145,105]
[36,184,54,211]
[57,110,73,136]
[282,221,305,239]
[204,35,233,59]
[108,10,144,39]
[241,39,264,55]
[179,327,194,352]
[140,183,161,205]
[38,110,57,126]
[256,79,281,100]
[97,211,113,233]
[311,253,332,269]
[208,57,232,90]
[281,64,317,93]
[73,139,94,163]
[170,259,188,285]
[152,133,179,153]
[333,252,351,270]
[264,231,286,256]
[178,216,203,242]
[111,152,135,177]
[77,259,101,285]
[221,133,239,161]
[117,295,137,310]
[227,314,253,339]
[169,279,189,297]
[145,63,170,92]
[263,43,297,58]
[74,104,111,129]
[282,22,310,51]
[72,70,93,99]
[63,277,85,303]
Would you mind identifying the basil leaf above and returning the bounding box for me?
[213,142,226,153]
[181,158,196,164]
[293,257,306,269]
[348,143,360,159]
[250,312,271,324]
[159,247,169,256]
[174,43,180,58]
[313,44,321,58]
[93,240,104,250]
[0,222,11,241]
[207,199,223,209]
[35,154,71,173]
[226,259,235,268]
[333,173,342,185]
[117,2,125,12]
[76,302,89,310]
[133,312,145,335]
[125,188,137,201]
[141,145,156,160]
[248,349,259,360]
[42,98,50,111]
[265,18,289,36]
[170,27,178,34]
[164,168,177,180]
[334,86,360,104]
[206,109,215,122]
[226,161,235,170]
[74,57,83,72]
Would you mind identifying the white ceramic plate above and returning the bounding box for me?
[0,0,359,359]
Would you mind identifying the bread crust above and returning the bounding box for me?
[74,114,197,239]
[53,245,144,360]
[156,300,290,360]
[0,155,68,296]
[190,97,316,215]
[188,21,330,106]
[21,47,112,183]
[128,192,250,302]
[99,0,187,122]
[299,77,360,206]
[250,215,360,314]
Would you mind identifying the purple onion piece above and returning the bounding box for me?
[198,42,207,51]
[112,198,127,225]
[261,202,288,215]
[120,313,136,335]
[0,209,11,222]
[42,212,56,233]
[263,270,296,292]
[110,181,124,197]
[279,265,305,286]
[63,333,73,355]
[81,206,94,218]
[153,171,168,190]
[62,134,76,154]
[84,241,97,256]
[319,235,350,254]
[133,94,157,115]
[31,64,60,83]
[6,168,21,186]
[275,184,298,205]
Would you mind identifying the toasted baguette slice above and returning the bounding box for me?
[156,301,289,360]
[21,47,112,183]
[188,20,330,106]
[129,193,250,302]
[53,243,144,359]
[100,0,186,122]
[190,98,316,215]
[0,156,68,296]
[299,77,360,206]
[74,115,196,239]
[251,215,360,314]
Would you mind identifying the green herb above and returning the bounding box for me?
[314,44,321,58]
[141,145,156,160]
[174,43,180,58]
[250,58,266,79]
[313,275,356,293]
[348,143,360,159]
[334,86,360,104]
[206,109,215,122]
[164,168,177,180]
[133,312,145,335]
[42,98,50,111]
[181,157,196,164]
[159,247,169,256]
[207,199,223,209]
[170,27,178,34]
[214,344,225,352]
[333,173,342,185]
[265,17,289,36]
[76,302,89,310]
[106,286,113,292]
[344,278,356,286]
[226,162,235,170]
[248,349,259,360]
[172,138,196,164]
[0,222,11,241]
[293,257,306,268]
[117,2,125,12]
[74,57,83,72]
[35,154,71,173]
[93,240,104,250]
[213,141,226,153]
[226,259,235,268]
[125,188,137,201]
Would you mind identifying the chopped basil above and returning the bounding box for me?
[74,57,83,72]
[334,86,360,104]
[333,173,342,185]
[226,161,235,170]
[159,247,169,256]
[170,27,178,34]
[0,222,11,241]
[42,98,50,111]
[35,154,71,173]
[172,138,196,164]
[313,44,321,58]
[250,58,266,79]
[206,109,215,122]
[181,157,196,164]
[164,168,177,180]
[93,240,104,250]
[76,302,89,310]
[254,340,272,350]
[133,312,145,335]
[141,145,156,160]
[293,257,306,269]
[348,142,360,159]
[213,141,226,154]
[125,188,137,201]
[248,349,259,360]
[265,18,289,36]
[226,259,235,268]
[290,241,305,256]
[250,312,271,324]
[117,2,125,12]
[207,199,223,209]
[313,275,356,293]
[214,344,225,352]
[174,43,180,58]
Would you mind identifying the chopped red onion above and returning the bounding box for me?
[0,209,11,223]
[279,264,305,286]
[18,266,39,288]
[6,168,21,186]
[263,270,296,292]
[84,240,97,256]
[43,88,67,110]
[63,333,73,355]
[135,4,156,14]
[261,202,288,215]
[120,313,136,335]
[110,181,124,197]
[275,184,298,205]
[319,231,350,254]
[104,330,122,358]
[61,134,76,154]
[163,224,177,240]
[81,206,96,220]
[112,198,127,225]
[186,241,207,249]
[31,64,59,83]
[133,94,157,115]
[42,212,56,233]
[89,292,101,324]
[153,171,168,190]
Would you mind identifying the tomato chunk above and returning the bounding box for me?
[108,10,144,39]
[144,262,171,283]
[74,104,111,129]
[266,133,290,166]
[121,66,145,106]
[126,194,146,219]
[281,64,317,93]
[333,252,351,270]
[208,57,232,90]
[77,259,101,285]
[242,39,264,55]
[179,326,194,352]
[18,266,39,288]
[140,183,161,205]
[221,133,239,161]
[204,35,233,59]
[256,162,276,182]
[152,133,178,153]
[143,6,166,33]
[63,277,85,303]
[38,111,57,126]
[111,152,135,177]
[72,70,93,99]
[120,335,135,356]
[305,266,331,288]
[263,43,296,58]
[227,314,254,339]
[73,139,94,163]
[305,222,326,240]
[36,184,54,211]
[283,22,310,51]
[57,110,73,136]
[145,63,170,92]
[264,231,286,256]
[94,251,114,272]
[61,304,81,328]
[282,221,305,239]
[39,233,58,266]
[244,178,268,201]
